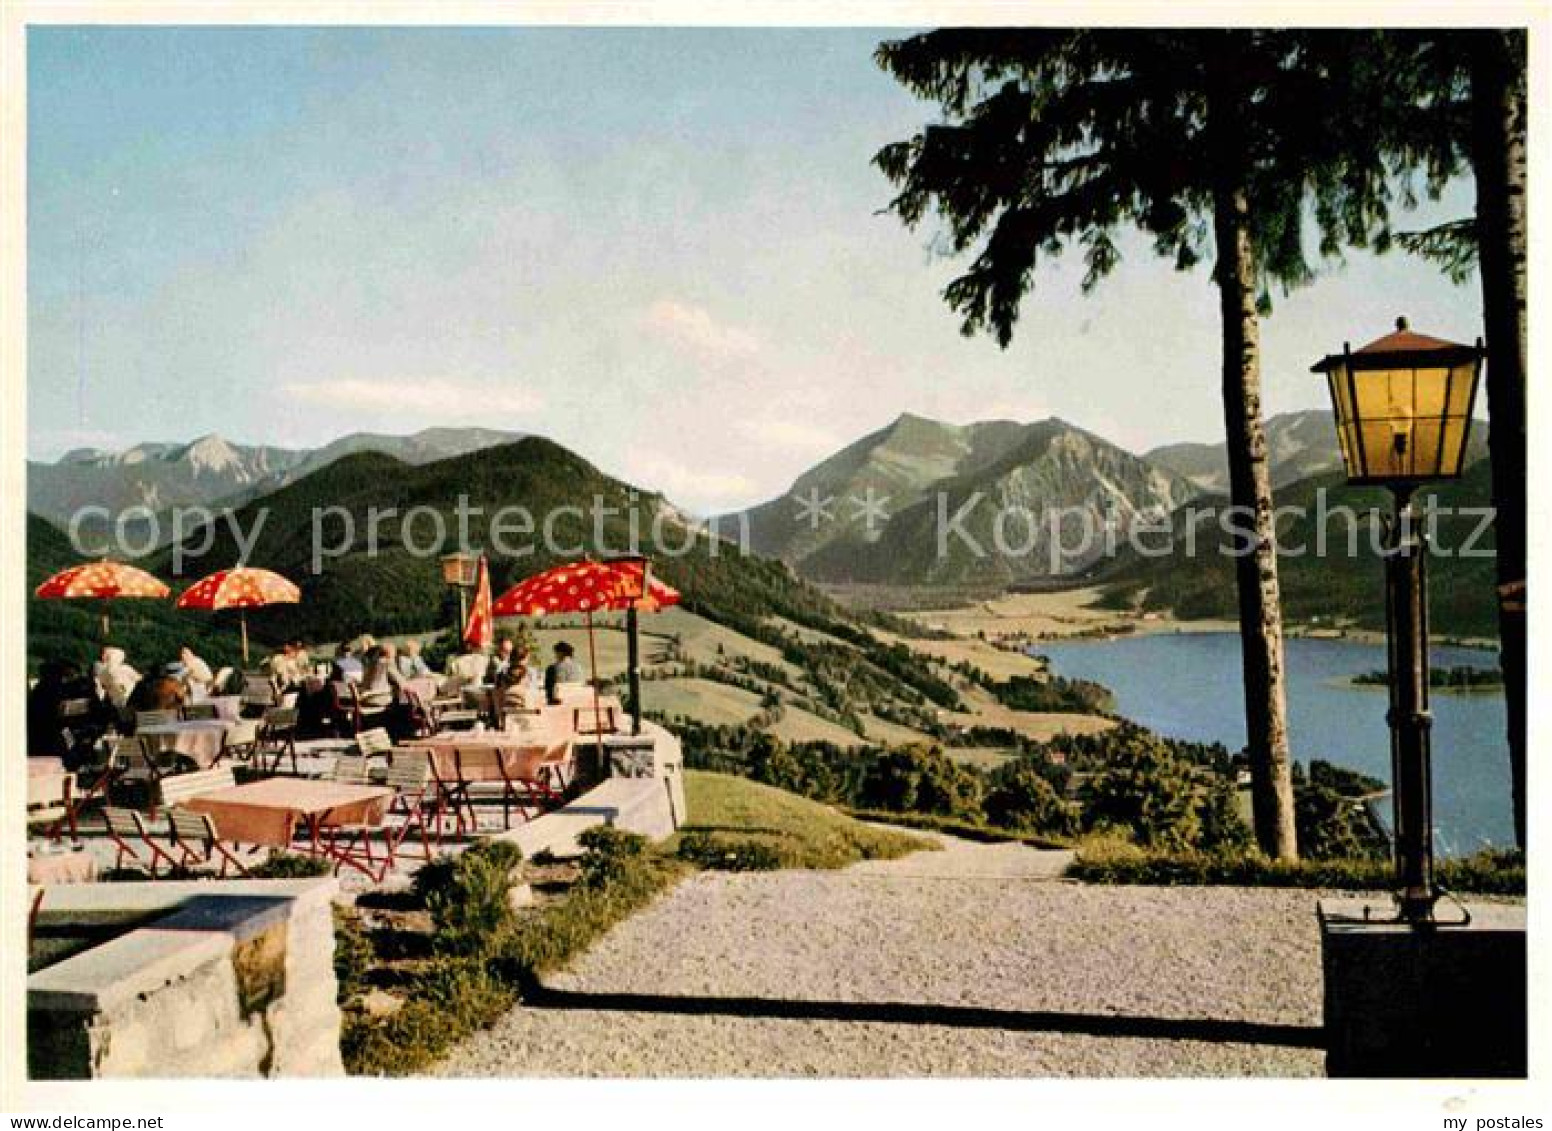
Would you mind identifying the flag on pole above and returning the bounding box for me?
[464,555,494,649]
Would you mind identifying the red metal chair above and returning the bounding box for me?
[166,808,251,877]
[102,807,179,875]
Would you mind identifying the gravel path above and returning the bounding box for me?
[436,833,1329,1077]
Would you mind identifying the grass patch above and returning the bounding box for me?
[340,830,686,1076]
[844,807,1075,850]
[343,779,931,1074]
[1068,832,1525,894]
[672,771,932,870]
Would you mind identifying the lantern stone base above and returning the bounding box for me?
[1318,897,1526,1078]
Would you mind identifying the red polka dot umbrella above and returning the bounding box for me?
[176,567,301,664]
[34,560,170,639]
[492,556,679,736]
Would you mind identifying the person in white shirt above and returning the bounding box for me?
[179,646,214,696]
[93,646,141,710]
[397,639,432,679]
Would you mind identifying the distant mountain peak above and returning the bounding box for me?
[176,434,244,476]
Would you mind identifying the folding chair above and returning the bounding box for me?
[166,808,250,877]
[254,707,301,775]
[425,748,476,836]
[401,688,435,738]
[331,753,374,786]
[462,686,503,730]
[113,734,183,793]
[102,807,179,875]
[240,674,279,718]
[317,757,417,881]
[355,727,394,762]
[325,749,440,879]
[27,772,77,842]
[182,702,219,721]
[135,708,180,729]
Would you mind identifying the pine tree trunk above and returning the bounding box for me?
[1469,30,1527,851]
[1211,179,1300,861]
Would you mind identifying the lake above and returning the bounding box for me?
[1035,632,1512,856]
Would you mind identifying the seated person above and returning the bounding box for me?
[397,639,432,679]
[27,659,102,761]
[330,643,364,683]
[126,663,189,723]
[92,646,141,711]
[486,636,519,684]
[544,641,585,706]
[361,643,406,698]
[179,645,215,697]
[266,643,301,687]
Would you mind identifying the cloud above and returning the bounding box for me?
[735,417,841,457]
[279,378,543,418]
[615,452,762,516]
[28,427,125,461]
[640,299,761,362]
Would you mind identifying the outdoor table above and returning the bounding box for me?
[402,733,570,828]
[183,778,395,873]
[404,676,441,704]
[27,844,98,885]
[405,733,569,782]
[188,694,242,720]
[136,719,236,769]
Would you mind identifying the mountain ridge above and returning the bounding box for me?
[26,426,524,533]
[726,412,1197,588]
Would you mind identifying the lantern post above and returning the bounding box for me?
[1311,317,1484,922]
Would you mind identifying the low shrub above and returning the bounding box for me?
[413,840,525,955]
[1069,833,1526,894]
[1438,848,1526,896]
[249,852,334,879]
[332,906,375,1002]
[343,958,518,1077]
[676,831,784,872]
[575,826,648,890]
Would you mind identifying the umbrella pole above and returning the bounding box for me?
[586,610,605,778]
[627,605,641,736]
[240,612,250,667]
[101,611,110,640]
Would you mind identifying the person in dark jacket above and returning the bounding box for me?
[28,659,101,760]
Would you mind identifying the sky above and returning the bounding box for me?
[28,26,1482,514]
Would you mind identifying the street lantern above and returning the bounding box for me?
[440,552,479,589]
[440,551,479,639]
[1314,317,1483,485]
[1311,317,1484,923]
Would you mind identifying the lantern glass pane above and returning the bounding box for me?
[1447,362,1478,416]
[1412,367,1450,417]
[1411,419,1444,476]
[1358,417,1406,479]
[1439,417,1469,476]
[1331,365,1355,427]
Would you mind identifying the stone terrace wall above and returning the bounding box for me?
[29,878,343,1079]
